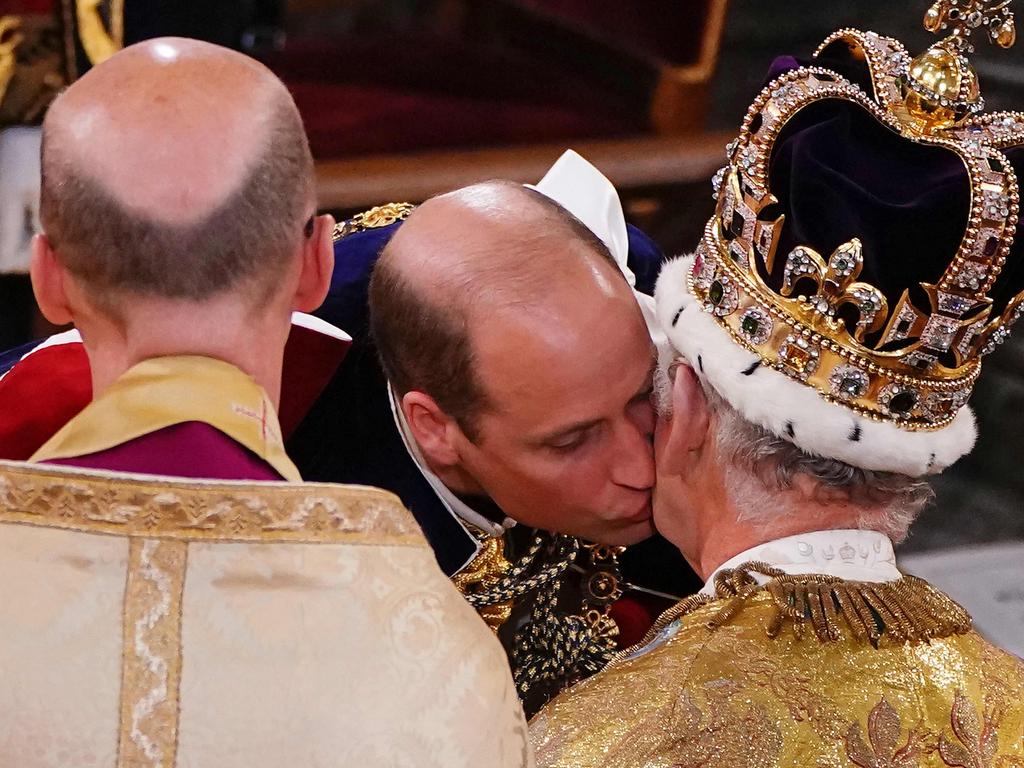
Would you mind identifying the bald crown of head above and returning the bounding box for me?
[39,38,314,303]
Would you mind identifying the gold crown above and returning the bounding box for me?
[695,3,1024,430]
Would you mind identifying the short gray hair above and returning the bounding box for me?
[41,98,313,311]
[655,358,933,542]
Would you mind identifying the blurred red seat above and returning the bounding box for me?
[260,33,645,158]
[254,0,730,208]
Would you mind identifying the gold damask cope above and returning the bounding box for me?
[0,461,533,768]
[0,459,424,545]
[0,460,422,767]
[531,578,1024,768]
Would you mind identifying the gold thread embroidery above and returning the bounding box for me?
[708,562,973,643]
[118,538,187,768]
[707,626,850,742]
[845,698,935,768]
[331,202,415,241]
[529,603,1024,768]
[940,691,1002,767]
[0,461,424,546]
[641,688,783,767]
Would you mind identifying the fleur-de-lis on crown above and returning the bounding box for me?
[781,238,890,342]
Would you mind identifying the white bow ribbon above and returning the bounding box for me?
[531,150,663,345]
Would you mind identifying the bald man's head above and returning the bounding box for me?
[40,38,314,308]
[369,180,624,437]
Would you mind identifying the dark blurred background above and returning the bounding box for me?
[1,0,1022,559]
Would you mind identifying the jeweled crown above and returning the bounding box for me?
[695,2,1024,430]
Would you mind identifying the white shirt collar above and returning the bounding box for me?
[699,529,901,597]
[387,383,517,541]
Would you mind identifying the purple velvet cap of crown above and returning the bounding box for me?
[754,49,1024,340]
[766,54,801,82]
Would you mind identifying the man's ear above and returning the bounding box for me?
[29,233,74,326]
[292,213,335,312]
[657,362,711,476]
[402,390,463,468]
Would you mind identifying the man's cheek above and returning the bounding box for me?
[523,453,582,484]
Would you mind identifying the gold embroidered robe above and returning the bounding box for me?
[0,460,533,768]
[530,570,1024,768]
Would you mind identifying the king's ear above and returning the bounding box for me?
[657,362,711,476]
[29,233,74,326]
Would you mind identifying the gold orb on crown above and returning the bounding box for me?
[900,1,1017,133]
[901,40,980,131]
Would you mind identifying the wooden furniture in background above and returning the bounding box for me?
[316,131,732,211]
[258,0,731,208]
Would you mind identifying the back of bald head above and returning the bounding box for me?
[369,180,622,437]
[40,38,314,308]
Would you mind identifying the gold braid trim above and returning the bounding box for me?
[455,529,628,710]
[332,202,415,242]
[0,460,425,546]
[452,526,515,632]
[511,572,617,703]
[709,562,973,644]
[459,531,578,610]
[510,538,626,710]
[117,538,186,768]
[608,562,973,668]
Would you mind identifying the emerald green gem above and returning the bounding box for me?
[709,280,725,305]
[741,315,760,337]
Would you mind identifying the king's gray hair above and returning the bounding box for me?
[654,357,933,542]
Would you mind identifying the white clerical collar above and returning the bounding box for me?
[699,529,901,597]
[387,383,517,540]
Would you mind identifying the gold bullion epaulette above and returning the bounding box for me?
[331,202,415,242]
